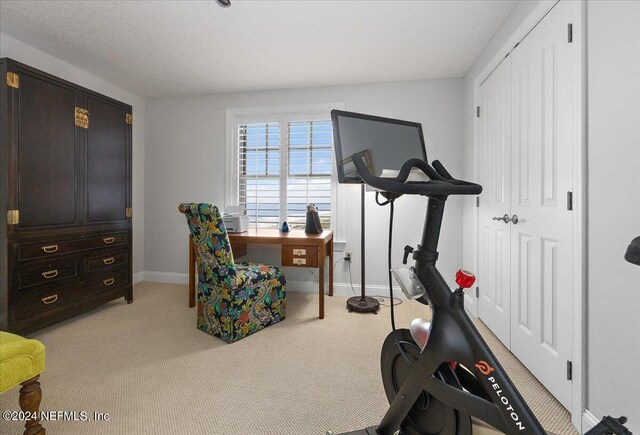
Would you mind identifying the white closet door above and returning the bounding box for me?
[509,0,573,410]
[478,57,512,346]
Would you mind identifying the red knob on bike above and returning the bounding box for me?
[455,269,476,289]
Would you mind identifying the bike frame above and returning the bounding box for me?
[377,196,546,435]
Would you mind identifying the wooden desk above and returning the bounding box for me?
[188,230,334,319]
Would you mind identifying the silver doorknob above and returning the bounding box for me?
[510,214,519,225]
[492,214,510,223]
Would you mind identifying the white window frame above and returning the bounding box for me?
[225,103,345,236]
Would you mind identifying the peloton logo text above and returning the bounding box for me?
[476,361,525,431]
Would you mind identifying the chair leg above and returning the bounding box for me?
[19,375,45,435]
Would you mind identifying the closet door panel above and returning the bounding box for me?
[477,56,512,346]
[509,0,573,410]
[15,71,80,229]
[86,96,129,224]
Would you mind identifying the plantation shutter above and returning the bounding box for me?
[286,120,333,229]
[237,122,281,229]
[235,116,333,230]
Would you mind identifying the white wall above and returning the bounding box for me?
[0,33,146,276]
[144,78,464,292]
[586,1,640,430]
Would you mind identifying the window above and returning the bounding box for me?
[232,112,335,230]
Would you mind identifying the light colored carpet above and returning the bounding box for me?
[0,282,577,435]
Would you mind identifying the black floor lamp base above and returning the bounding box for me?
[347,296,380,314]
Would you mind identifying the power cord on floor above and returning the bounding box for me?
[333,256,403,307]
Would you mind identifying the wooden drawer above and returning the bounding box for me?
[85,269,130,293]
[17,233,129,261]
[14,286,84,321]
[16,257,79,291]
[84,249,129,273]
[281,245,318,267]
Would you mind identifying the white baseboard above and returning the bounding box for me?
[287,280,404,299]
[582,410,600,433]
[143,271,189,284]
[137,271,405,299]
[133,271,145,284]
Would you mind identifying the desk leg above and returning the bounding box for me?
[328,238,334,297]
[189,235,196,308]
[318,242,325,319]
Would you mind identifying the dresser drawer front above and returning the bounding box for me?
[85,249,129,273]
[17,258,79,290]
[18,233,129,261]
[281,245,318,267]
[85,270,130,293]
[14,286,84,320]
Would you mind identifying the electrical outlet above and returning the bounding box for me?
[344,251,352,261]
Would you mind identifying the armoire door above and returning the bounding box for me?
[509,0,574,410]
[477,56,512,346]
[11,68,82,230]
[85,95,131,224]
[477,0,574,411]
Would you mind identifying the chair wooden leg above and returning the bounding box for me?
[19,375,45,435]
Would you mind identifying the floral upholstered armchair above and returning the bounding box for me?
[178,203,286,343]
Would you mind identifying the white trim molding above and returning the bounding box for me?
[136,272,403,300]
[582,410,600,433]
[133,271,145,284]
[143,271,189,284]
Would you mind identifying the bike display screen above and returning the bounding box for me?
[331,110,428,184]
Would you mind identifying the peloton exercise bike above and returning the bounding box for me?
[330,110,547,435]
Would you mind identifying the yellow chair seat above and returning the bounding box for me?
[0,331,46,393]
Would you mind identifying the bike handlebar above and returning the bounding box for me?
[351,154,482,197]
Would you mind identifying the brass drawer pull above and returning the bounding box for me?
[293,248,307,256]
[103,278,115,286]
[42,245,59,254]
[293,258,307,266]
[103,237,115,244]
[41,269,59,279]
[41,294,58,304]
[103,257,115,265]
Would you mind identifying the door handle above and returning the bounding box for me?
[509,214,519,225]
[492,214,510,224]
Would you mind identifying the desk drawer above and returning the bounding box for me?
[282,245,318,267]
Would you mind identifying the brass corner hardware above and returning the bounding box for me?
[125,207,132,218]
[6,72,19,89]
[125,113,133,125]
[75,107,89,129]
[7,210,19,225]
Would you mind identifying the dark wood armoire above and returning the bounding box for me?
[0,58,133,334]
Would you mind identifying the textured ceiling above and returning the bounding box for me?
[0,0,517,99]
